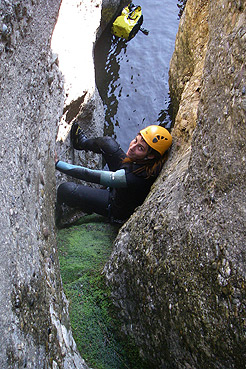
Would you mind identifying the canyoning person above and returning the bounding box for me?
[55,123,172,224]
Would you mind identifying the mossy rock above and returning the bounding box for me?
[57,215,151,369]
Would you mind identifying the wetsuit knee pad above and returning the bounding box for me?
[78,136,121,155]
[97,136,121,154]
[57,182,77,204]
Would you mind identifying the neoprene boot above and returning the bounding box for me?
[70,122,88,150]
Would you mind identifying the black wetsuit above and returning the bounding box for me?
[56,136,161,222]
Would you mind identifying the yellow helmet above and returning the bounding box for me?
[140,125,172,156]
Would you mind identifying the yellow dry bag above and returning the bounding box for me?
[111,4,143,41]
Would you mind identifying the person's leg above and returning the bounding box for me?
[57,182,110,217]
[70,122,126,170]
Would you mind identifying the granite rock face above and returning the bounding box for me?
[0,0,120,367]
[104,1,246,368]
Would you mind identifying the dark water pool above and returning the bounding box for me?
[95,0,180,152]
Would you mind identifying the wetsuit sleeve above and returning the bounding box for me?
[55,161,127,188]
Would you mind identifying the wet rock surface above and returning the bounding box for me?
[104,0,246,368]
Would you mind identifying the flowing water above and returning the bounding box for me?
[95,0,180,153]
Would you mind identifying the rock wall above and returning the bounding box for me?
[52,0,123,147]
[169,0,209,145]
[53,0,122,214]
[104,1,246,368]
[0,0,121,367]
[0,0,91,367]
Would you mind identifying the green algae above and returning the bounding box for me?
[57,214,149,369]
